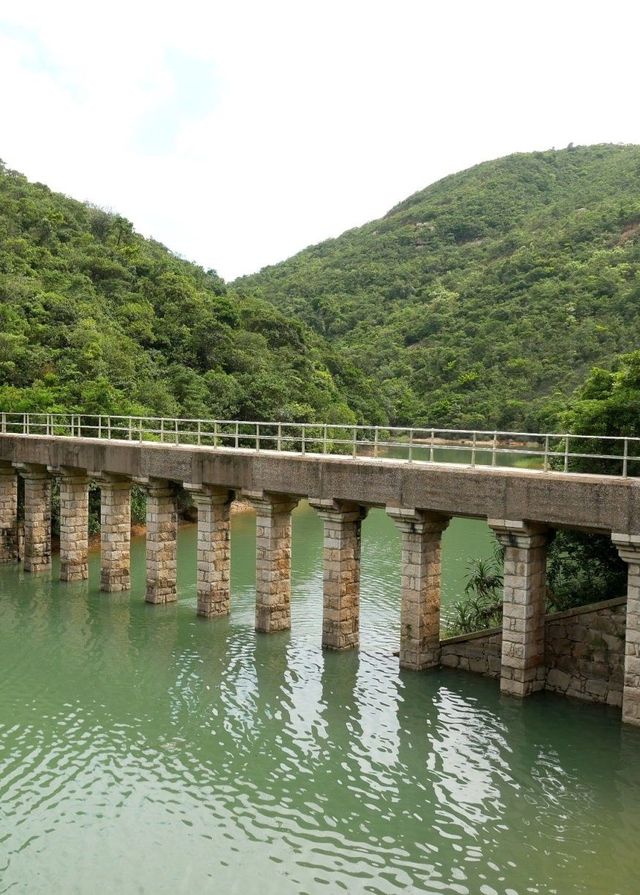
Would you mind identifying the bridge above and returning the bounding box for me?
[0,413,639,726]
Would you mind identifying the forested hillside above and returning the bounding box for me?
[237,144,640,429]
[0,161,371,423]
[3,146,640,431]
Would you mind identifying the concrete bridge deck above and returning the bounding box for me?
[0,432,639,726]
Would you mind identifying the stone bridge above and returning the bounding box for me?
[1,433,639,726]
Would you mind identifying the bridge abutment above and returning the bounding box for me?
[387,507,449,670]
[20,464,52,573]
[99,476,132,592]
[310,499,367,651]
[613,534,640,726]
[0,464,18,563]
[59,469,89,581]
[145,479,178,605]
[245,491,298,633]
[490,520,548,697]
[188,485,233,617]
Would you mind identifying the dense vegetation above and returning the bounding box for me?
[0,160,370,424]
[238,144,640,429]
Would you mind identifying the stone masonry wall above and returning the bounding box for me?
[440,597,627,707]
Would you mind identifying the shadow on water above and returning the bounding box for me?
[0,505,638,893]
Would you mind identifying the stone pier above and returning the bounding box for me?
[490,520,548,697]
[145,479,178,604]
[310,499,367,650]
[613,534,640,726]
[188,485,233,617]
[245,491,298,632]
[0,463,18,562]
[59,469,89,581]
[20,464,52,573]
[99,476,131,592]
[387,507,449,670]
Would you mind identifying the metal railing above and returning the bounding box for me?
[1,412,639,477]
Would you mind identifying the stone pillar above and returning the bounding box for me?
[59,469,90,581]
[145,479,178,605]
[244,491,298,632]
[489,519,548,697]
[99,476,132,592]
[187,485,233,617]
[612,534,640,726]
[309,499,368,651]
[386,507,449,670]
[20,465,52,573]
[0,463,18,562]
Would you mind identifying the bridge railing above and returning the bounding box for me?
[1,412,639,476]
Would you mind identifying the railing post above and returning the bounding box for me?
[301,424,306,455]
[197,420,202,446]
[1,413,5,434]
[352,427,357,459]
[564,434,570,473]
[107,416,112,440]
[492,431,497,466]
[160,418,164,443]
[373,426,378,458]
[98,416,102,439]
[213,420,219,447]
[26,413,30,436]
[277,423,282,452]
[471,431,477,467]
[235,422,239,449]
[174,418,179,445]
[256,423,260,452]
[544,434,550,472]
[408,428,414,462]
[623,438,629,478]
[429,428,434,463]
[128,418,132,441]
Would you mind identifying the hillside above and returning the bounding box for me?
[0,161,368,423]
[236,144,640,429]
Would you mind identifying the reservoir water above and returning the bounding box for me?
[0,503,639,894]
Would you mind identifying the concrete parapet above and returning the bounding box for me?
[19,463,52,573]
[58,468,89,581]
[490,519,548,697]
[187,484,233,617]
[145,479,178,605]
[99,475,131,592]
[244,490,298,632]
[387,506,449,670]
[310,498,367,650]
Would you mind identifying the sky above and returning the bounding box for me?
[1,0,639,281]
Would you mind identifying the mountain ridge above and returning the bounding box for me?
[235,143,640,428]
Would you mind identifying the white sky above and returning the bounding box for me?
[1,0,639,281]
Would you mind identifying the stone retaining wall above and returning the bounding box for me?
[440,597,627,707]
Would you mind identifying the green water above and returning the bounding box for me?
[1,504,639,894]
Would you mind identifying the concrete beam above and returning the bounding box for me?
[0,436,638,535]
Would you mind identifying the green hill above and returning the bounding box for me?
[236,144,640,429]
[0,160,366,423]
